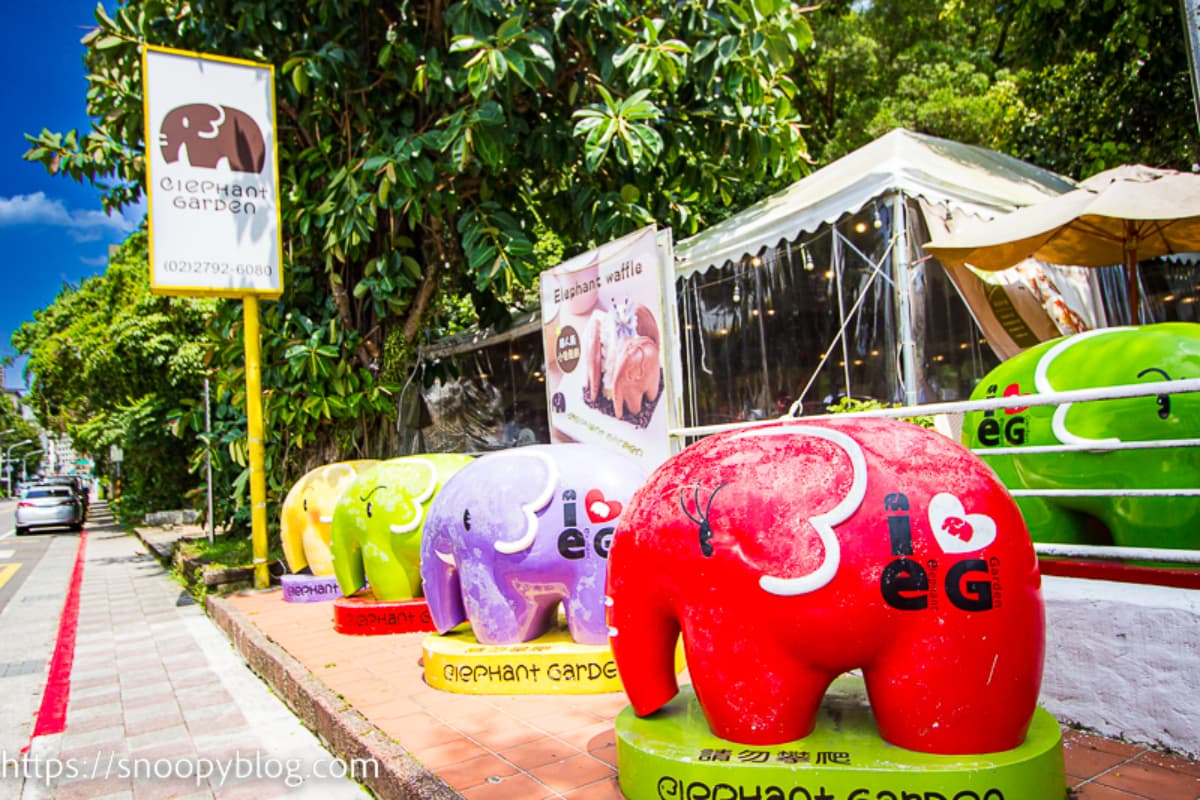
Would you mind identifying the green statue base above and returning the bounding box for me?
[614,677,1065,800]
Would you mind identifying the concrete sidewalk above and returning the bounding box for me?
[16,504,371,800]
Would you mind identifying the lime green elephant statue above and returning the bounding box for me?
[330,454,474,601]
[962,322,1200,549]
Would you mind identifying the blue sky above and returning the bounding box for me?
[0,2,139,390]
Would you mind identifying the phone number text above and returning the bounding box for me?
[160,260,274,277]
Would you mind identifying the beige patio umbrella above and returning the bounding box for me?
[925,164,1200,321]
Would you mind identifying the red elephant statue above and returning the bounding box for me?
[606,417,1045,755]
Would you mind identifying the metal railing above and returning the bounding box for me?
[668,377,1200,567]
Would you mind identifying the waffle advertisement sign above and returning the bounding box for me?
[540,226,672,470]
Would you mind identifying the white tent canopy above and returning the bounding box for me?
[674,128,1077,279]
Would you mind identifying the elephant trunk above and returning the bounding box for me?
[330,523,364,597]
[607,545,681,716]
[423,545,467,634]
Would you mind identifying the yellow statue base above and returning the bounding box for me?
[422,625,623,694]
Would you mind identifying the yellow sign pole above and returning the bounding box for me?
[242,296,270,589]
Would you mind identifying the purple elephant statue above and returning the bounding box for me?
[420,444,647,645]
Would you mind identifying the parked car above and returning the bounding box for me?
[15,484,85,535]
[40,475,89,515]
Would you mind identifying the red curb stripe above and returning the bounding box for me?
[30,528,89,740]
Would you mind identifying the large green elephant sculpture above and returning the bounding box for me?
[962,322,1200,549]
[330,454,474,601]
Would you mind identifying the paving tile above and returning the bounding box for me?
[60,724,129,751]
[463,718,547,751]
[1137,750,1200,778]
[380,712,463,751]
[125,709,186,737]
[530,752,615,794]
[1069,781,1148,799]
[563,776,626,800]
[1063,730,1143,781]
[412,736,493,769]
[70,689,123,709]
[175,687,236,710]
[54,776,134,800]
[437,753,521,792]
[126,724,193,753]
[555,721,616,752]
[1092,759,1200,800]
[132,777,211,800]
[590,743,619,768]
[65,709,127,735]
[211,777,290,800]
[501,736,583,771]
[461,772,554,800]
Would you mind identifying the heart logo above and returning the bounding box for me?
[929,493,997,554]
[585,489,622,524]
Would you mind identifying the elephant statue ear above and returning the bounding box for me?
[316,463,361,523]
[731,425,867,596]
[487,451,559,555]
[1035,328,1125,447]
[387,458,439,534]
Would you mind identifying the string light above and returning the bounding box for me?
[872,208,883,229]
[802,245,815,272]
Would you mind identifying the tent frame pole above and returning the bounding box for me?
[893,193,920,406]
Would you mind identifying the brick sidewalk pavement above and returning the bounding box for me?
[216,588,1200,800]
[17,504,370,800]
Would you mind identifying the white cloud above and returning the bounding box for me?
[0,192,137,241]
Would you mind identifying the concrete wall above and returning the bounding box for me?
[1042,575,1200,756]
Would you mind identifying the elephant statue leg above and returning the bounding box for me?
[563,573,609,645]
[684,631,832,745]
[361,540,421,598]
[302,526,335,575]
[462,563,557,644]
[1015,496,1101,545]
[864,633,1042,754]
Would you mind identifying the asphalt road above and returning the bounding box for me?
[0,501,73,617]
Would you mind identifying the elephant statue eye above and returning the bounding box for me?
[302,498,308,512]
[463,509,472,531]
[366,502,373,518]
[680,482,729,558]
[1156,394,1171,420]
[1136,367,1173,420]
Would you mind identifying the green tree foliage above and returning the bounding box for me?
[10,232,214,519]
[25,0,813,351]
[23,0,815,532]
[795,0,1200,178]
[0,411,44,490]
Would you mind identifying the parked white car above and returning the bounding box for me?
[15,484,85,535]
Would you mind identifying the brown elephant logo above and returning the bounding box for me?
[159,103,266,173]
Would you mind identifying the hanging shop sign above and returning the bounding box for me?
[142,46,282,298]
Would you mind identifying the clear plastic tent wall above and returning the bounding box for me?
[676,196,1000,428]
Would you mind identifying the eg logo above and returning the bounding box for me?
[976,383,1027,446]
[880,492,998,613]
[556,489,618,559]
[160,103,266,174]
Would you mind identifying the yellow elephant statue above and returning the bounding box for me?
[280,461,377,575]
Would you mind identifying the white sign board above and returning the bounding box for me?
[142,46,282,297]
[540,226,675,470]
